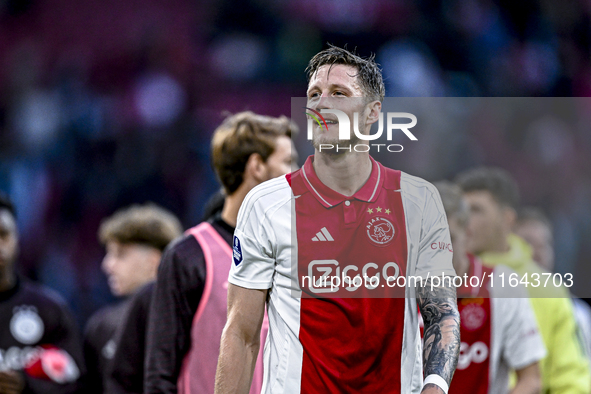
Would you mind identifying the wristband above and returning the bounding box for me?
[423,374,449,394]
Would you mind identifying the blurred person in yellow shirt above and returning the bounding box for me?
[456,167,590,393]
[515,207,591,364]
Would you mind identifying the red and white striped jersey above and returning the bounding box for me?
[418,255,546,393]
[229,155,456,394]
[452,256,546,393]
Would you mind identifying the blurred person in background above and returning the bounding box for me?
[456,167,591,393]
[0,192,84,394]
[515,207,591,363]
[434,181,544,393]
[513,207,556,274]
[84,203,182,394]
[144,111,297,394]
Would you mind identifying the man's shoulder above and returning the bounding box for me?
[248,174,292,202]
[399,171,437,193]
[524,262,570,298]
[396,171,441,211]
[238,175,292,224]
[85,300,130,336]
[163,232,203,259]
[132,281,155,310]
[157,232,207,281]
[18,280,70,311]
[489,264,530,299]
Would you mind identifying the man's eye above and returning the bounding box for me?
[308,92,319,98]
[334,91,345,96]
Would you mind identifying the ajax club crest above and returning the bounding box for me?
[461,301,487,331]
[366,217,395,245]
[10,306,45,345]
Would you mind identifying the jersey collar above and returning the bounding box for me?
[458,254,484,298]
[301,155,384,208]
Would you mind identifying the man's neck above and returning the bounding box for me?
[0,267,16,293]
[313,151,372,197]
[487,234,511,254]
[455,254,470,277]
[221,188,247,228]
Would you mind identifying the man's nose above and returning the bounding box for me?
[308,91,333,110]
[101,255,114,274]
[315,93,333,110]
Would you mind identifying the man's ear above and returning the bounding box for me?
[245,152,267,183]
[503,207,517,231]
[366,100,382,126]
[147,249,163,277]
[150,250,163,267]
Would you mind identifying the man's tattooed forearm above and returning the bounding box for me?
[418,279,460,384]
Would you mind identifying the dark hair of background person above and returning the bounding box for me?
[516,206,553,231]
[455,167,520,209]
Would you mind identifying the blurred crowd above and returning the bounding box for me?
[1,0,591,326]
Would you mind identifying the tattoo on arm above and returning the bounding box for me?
[417,279,461,385]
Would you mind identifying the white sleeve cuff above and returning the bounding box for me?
[423,374,449,394]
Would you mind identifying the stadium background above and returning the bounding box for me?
[0,0,590,327]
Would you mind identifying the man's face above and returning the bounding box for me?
[101,241,161,296]
[448,215,467,274]
[263,135,297,180]
[463,191,508,255]
[0,210,18,274]
[514,221,554,271]
[306,64,376,151]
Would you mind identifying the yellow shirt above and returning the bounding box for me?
[479,234,590,394]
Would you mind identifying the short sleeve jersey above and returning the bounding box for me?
[229,155,455,394]
[450,256,546,394]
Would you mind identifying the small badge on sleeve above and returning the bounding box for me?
[233,236,243,266]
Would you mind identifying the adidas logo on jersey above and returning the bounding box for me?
[312,227,333,242]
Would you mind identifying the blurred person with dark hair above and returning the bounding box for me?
[0,192,84,394]
[514,208,555,273]
[456,167,591,393]
[215,45,459,394]
[434,181,544,393]
[84,203,182,394]
[144,111,297,394]
[515,207,591,366]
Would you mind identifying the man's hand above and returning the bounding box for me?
[214,284,267,394]
[0,370,25,394]
[418,278,461,392]
[421,383,445,394]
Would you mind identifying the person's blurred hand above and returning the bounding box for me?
[421,384,445,394]
[0,370,25,394]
